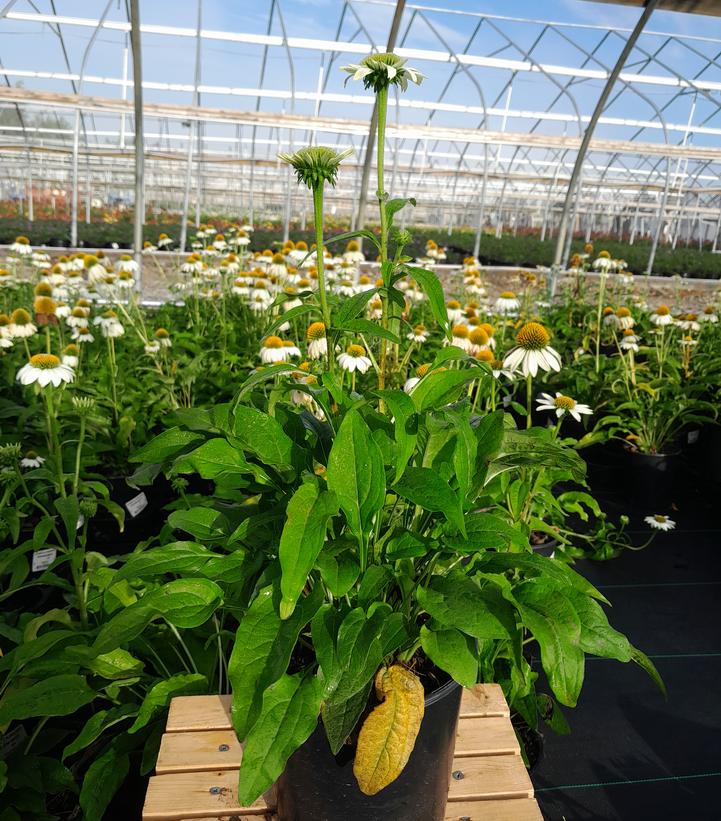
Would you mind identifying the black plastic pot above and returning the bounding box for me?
[622,449,680,510]
[531,538,557,559]
[275,678,462,821]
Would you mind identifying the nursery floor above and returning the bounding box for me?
[532,481,721,820]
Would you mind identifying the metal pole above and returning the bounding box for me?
[553,0,659,269]
[355,0,406,232]
[129,0,144,289]
[179,122,194,253]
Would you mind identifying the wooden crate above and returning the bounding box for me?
[143,684,544,821]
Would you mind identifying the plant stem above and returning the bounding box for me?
[376,85,389,391]
[73,415,86,496]
[594,274,607,374]
[44,389,66,498]
[526,373,533,429]
[312,184,334,374]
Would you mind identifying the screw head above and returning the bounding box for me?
[452,770,464,781]
[209,786,221,795]
[218,744,230,752]
[460,817,471,821]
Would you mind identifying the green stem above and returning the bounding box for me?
[73,415,86,496]
[44,389,66,498]
[526,373,533,429]
[594,274,607,375]
[312,184,334,375]
[376,85,390,391]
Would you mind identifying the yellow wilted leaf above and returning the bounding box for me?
[353,665,425,796]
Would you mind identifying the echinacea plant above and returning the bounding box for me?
[129,54,664,808]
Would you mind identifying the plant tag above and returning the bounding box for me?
[32,547,57,572]
[77,513,85,530]
[126,492,148,518]
[0,725,27,759]
[502,394,512,408]
[687,430,699,444]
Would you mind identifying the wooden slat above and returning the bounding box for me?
[453,716,519,757]
[444,798,544,820]
[167,695,232,733]
[447,755,534,802]
[460,684,510,718]
[143,770,271,820]
[156,731,241,774]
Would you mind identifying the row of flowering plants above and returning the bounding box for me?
[0,53,718,821]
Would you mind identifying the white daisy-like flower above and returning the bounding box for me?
[0,269,16,287]
[447,325,471,353]
[144,341,161,355]
[341,52,424,91]
[335,279,357,298]
[93,311,125,338]
[259,336,291,363]
[468,327,490,356]
[0,335,12,349]
[593,255,613,272]
[494,291,520,315]
[465,279,487,297]
[17,353,75,387]
[9,236,32,256]
[154,328,172,348]
[699,306,718,323]
[86,259,109,283]
[72,326,95,343]
[403,363,432,393]
[66,307,90,328]
[602,308,619,327]
[446,300,464,324]
[536,392,592,422]
[116,255,138,274]
[502,322,562,378]
[8,309,37,338]
[306,322,328,360]
[619,330,640,352]
[157,233,173,249]
[21,452,45,468]
[676,313,700,332]
[249,294,272,313]
[407,324,429,344]
[649,305,673,326]
[680,335,698,348]
[232,278,250,297]
[644,514,675,532]
[615,307,635,330]
[337,343,372,374]
[116,271,135,290]
[55,303,71,319]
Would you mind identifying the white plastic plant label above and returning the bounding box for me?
[126,491,148,518]
[687,430,700,444]
[32,547,57,572]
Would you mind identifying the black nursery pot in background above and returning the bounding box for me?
[275,678,462,821]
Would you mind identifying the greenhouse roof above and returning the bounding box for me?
[0,0,720,243]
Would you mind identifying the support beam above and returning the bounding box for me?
[129,0,144,288]
[552,0,659,269]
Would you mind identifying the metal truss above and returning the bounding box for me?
[0,0,720,274]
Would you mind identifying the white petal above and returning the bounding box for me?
[527,351,539,378]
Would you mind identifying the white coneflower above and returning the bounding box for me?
[447,324,471,353]
[446,299,464,324]
[465,278,487,297]
[66,306,90,328]
[536,392,592,422]
[31,252,51,270]
[503,322,562,377]
[342,52,424,90]
[8,308,37,338]
[644,514,675,532]
[85,255,109,284]
[249,294,272,313]
[213,234,227,252]
[0,316,12,347]
[337,343,372,373]
[700,306,718,323]
[282,340,301,358]
[55,303,71,319]
[0,269,15,287]
[9,236,32,256]
[407,324,429,344]
[478,323,496,350]
[680,335,698,348]
[116,254,138,274]
[343,241,365,264]
[232,277,250,297]
[615,307,635,330]
[145,341,161,355]
[494,291,520,315]
[368,298,383,321]
[306,322,328,360]
[619,329,640,352]
[62,344,80,367]
[266,253,286,278]
[73,326,95,343]
[17,353,74,387]
[259,336,291,364]
[404,363,431,393]
[117,270,135,290]
[649,305,673,326]
[93,310,124,338]
[154,328,172,348]
[677,313,700,332]
[468,327,489,356]
[20,451,45,468]
[335,279,357,298]
[602,307,618,327]
[157,233,173,249]
[593,252,613,272]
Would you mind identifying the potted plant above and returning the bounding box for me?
[129,53,663,821]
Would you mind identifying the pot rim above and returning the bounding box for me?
[424,676,460,708]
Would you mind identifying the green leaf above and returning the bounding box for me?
[324,228,381,252]
[115,542,254,585]
[279,482,338,619]
[62,704,138,760]
[566,590,632,661]
[385,196,415,223]
[54,495,80,547]
[0,674,95,723]
[334,287,381,326]
[230,405,298,471]
[86,648,144,679]
[376,389,418,483]
[449,409,477,503]
[264,303,319,337]
[394,466,465,534]
[341,318,400,344]
[416,576,514,640]
[515,581,585,707]
[444,512,523,552]
[327,608,385,706]
[321,680,373,756]
[229,582,323,740]
[326,410,385,545]
[129,426,204,464]
[167,507,230,541]
[237,673,323,807]
[315,542,360,597]
[410,369,476,412]
[357,566,393,609]
[420,625,478,689]
[79,743,130,821]
[402,265,451,339]
[631,648,667,698]
[173,438,250,479]
[22,608,72,642]
[129,673,208,733]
